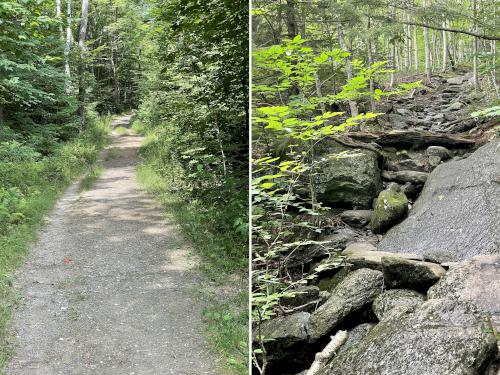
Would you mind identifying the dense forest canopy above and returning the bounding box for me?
[1,0,248,258]
[0,0,144,146]
[253,0,498,91]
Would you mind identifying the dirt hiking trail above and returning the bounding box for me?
[6,114,216,375]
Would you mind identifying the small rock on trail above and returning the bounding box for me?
[5,115,216,375]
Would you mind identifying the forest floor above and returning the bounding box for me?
[4,115,216,374]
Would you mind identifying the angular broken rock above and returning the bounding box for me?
[381,170,429,185]
[423,248,458,264]
[447,101,464,111]
[254,311,309,345]
[253,312,312,372]
[308,268,383,341]
[342,242,422,271]
[372,289,425,321]
[428,255,500,334]
[381,256,446,291]
[317,299,498,375]
[427,145,452,160]
[313,140,382,208]
[447,76,466,85]
[340,210,372,228]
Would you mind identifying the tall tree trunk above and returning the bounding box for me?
[65,0,73,94]
[300,4,306,38]
[110,4,120,111]
[403,2,410,71]
[432,31,439,71]
[492,40,499,97]
[413,25,419,71]
[389,1,396,87]
[472,0,479,90]
[336,23,358,116]
[423,0,431,79]
[285,0,298,39]
[395,39,401,71]
[367,17,376,111]
[442,21,448,71]
[314,73,326,114]
[78,0,89,130]
[56,0,64,39]
[276,1,283,42]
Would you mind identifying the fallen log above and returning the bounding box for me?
[347,130,477,149]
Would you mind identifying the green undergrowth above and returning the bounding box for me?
[79,166,103,192]
[0,115,110,368]
[136,163,247,276]
[114,126,129,135]
[131,119,146,135]
[136,150,248,374]
[202,290,249,375]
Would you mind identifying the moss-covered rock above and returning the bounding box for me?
[308,268,384,341]
[338,323,375,353]
[313,141,382,208]
[371,184,409,234]
[317,299,498,375]
[372,289,425,321]
[315,268,349,291]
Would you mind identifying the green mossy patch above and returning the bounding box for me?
[371,186,409,234]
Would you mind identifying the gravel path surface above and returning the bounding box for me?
[5,115,216,375]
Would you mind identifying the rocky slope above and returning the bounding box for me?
[253,74,500,375]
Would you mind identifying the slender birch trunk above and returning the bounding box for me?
[423,0,431,79]
[413,25,419,72]
[442,21,447,71]
[472,0,479,90]
[78,0,89,130]
[56,0,64,39]
[337,23,358,116]
[64,0,73,94]
[367,17,376,111]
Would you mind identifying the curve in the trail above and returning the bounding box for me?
[6,114,216,375]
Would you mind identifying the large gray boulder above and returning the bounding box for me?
[381,256,446,291]
[314,141,382,208]
[428,255,500,314]
[428,255,500,334]
[379,140,500,260]
[317,299,498,375]
[253,312,312,372]
[308,268,384,341]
